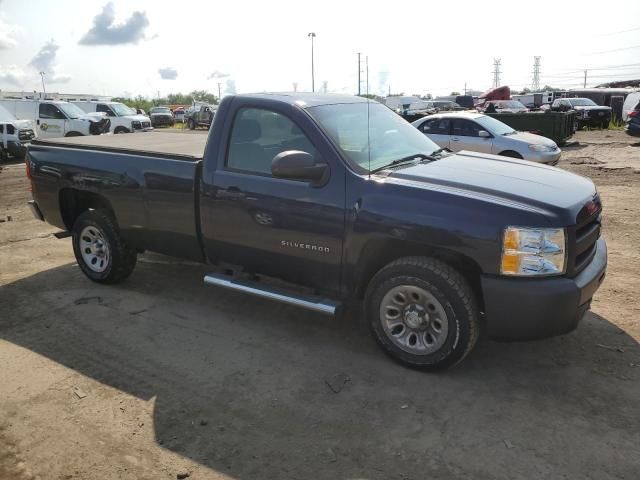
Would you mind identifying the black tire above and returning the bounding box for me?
[187,118,196,130]
[365,257,479,371]
[65,131,83,137]
[113,127,130,134]
[601,120,609,130]
[0,146,7,162]
[576,122,584,131]
[498,150,523,159]
[72,209,137,284]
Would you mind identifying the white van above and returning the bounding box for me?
[0,99,110,139]
[73,101,152,133]
[622,92,640,122]
[0,104,36,161]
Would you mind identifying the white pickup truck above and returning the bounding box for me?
[0,104,36,160]
[0,99,111,139]
[73,101,152,134]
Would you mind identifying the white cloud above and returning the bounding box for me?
[0,65,26,86]
[0,18,19,50]
[79,2,149,46]
[158,67,178,80]
[29,40,71,84]
[208,70,230,80]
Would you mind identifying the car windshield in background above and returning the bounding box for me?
[111,103,136,116]
[308,102,440,173]
[569,98,597,107]
[58,103,86,119]
[411,101,434,110]
[151,107,172,114]
[498,101,526,109]
[475,115,516,135]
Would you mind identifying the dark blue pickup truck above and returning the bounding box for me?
[26,93,607,370]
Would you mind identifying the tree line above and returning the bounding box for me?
[112,90,219,111]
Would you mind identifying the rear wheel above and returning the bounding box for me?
[498,150,523,159]
[187,118,196,130]
[365,257,479,370]
[72,209,137,284]
[65,131,83,137]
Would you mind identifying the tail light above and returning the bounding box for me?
[25,155,33,192]
[629,110,639,118]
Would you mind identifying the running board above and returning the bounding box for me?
[203,273,339,315]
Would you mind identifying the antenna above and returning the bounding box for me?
[367,95,371,178]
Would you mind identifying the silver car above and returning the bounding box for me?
[412,112,561,164]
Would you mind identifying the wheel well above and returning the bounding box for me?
[59,189,115,231]
[64,131,83,137]
[498,150,523,159]
[114,126,129,133]
[354,239,485,310]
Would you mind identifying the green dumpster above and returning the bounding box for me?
[485,111,576,146]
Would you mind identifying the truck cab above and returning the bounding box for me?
[73,101,152,134]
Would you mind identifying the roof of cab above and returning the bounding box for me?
[232,92,371,108]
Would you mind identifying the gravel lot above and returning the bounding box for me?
[0,130,638,480]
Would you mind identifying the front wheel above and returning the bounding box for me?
[72,209,137,284]
[365,257,479,370]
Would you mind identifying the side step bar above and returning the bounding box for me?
[204,273,339,316]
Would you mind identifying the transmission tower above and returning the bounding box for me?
[532,56,541,91]
[492,58,502,88]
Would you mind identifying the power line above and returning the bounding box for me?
[591,44,640,54]
[595,26,640,37]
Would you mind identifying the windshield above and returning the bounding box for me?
[475,115,516,135]
[569,98,597,107]
[497,101,526,109]
[308,102,440,173]
[410,101,434,110]
[57,103,86,119]
[151,107,171,114]
[0,104,16,122]
[111,103,136,116]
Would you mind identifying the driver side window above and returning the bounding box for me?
[96,104,114,116]
[39,103,65,120]
[452,119,482,137]
[226,108,318,175]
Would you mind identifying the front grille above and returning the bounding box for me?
[568,197,602,276]
[18,129,35,141]
[142,121,151,129]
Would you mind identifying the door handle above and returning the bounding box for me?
[451,137,459,141]
[37,119,40,125]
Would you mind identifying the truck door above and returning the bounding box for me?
[201,104,346,292]
[37,103,67,138]
[450,118,493,154]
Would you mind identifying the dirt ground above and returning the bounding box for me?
[0,130,638,480]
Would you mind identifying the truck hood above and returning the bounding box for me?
[385,151,595,224]
[78,112,109,123]
[150,112,173,117]
[121,114,150,122]
[14,119,34,130]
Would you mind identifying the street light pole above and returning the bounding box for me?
[217,82,222,102]
[308,32,316,92]
[39,71,46,98]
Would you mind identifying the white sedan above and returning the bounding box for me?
[412,112,561,164]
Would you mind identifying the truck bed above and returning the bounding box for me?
[32,131,207,160]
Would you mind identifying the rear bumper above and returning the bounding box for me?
[481,237,607,340]
[28,200,44,221]
[624,122,640,136]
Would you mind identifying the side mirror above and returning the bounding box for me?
[478,130,491,138]
[272,150,328,184]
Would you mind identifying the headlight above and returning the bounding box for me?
[501,227,566,276]
[528,144,556,152]
[582,110,589,118]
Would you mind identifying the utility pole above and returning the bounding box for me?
[357,52,361,95]
[308,32,316,92]
[583,69,588,88]
[492,58,502,88]
[39,72,46,98]
[532,56,541,91]
[322,81,328,93]
[217,82,222,102]
[464,81,467,95]
[293,82,298,92]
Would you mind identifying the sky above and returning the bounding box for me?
[1,0,639,99]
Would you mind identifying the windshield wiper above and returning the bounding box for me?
[430,147,450,156]
[370,153,435,174]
